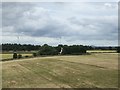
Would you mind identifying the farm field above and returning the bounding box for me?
[1,54,33,60]
[2,53,118,88]
[0,51,35,60]
[0,50,117,60]
[87,50,117,53]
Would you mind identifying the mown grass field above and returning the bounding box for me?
[1,54,33,60]
[2,53,118,88]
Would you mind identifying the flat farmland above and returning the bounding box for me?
[2,53,118,88]
[87,50,117,53]
[1,54,33,60]
[0,51,35,60]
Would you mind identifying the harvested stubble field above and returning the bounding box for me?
[2,53,118,88]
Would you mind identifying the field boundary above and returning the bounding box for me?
[1,53,91,62]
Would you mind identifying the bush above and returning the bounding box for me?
[13,52,17,59]
[33,53,37,57]
[18,54,22,59]
[25,55,29,58]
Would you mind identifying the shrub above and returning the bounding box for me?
[18,54,22,59]
[39,44,57,55]
[33,53,37,57]
[25,55,29,58]
[13,52,17,59]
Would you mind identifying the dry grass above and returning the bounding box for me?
[2,53,118,88]
[1,54,33,60]
[87,50,117,53]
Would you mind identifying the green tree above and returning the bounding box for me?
[39,44,57,55]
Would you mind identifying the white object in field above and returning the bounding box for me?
[59,47,63,54]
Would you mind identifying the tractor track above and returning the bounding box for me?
[17,62,72,88]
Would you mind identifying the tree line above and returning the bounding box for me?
[1,43,41,51]
[1,43,119,60]
[1,43,87,55]
[0,43,119,54]
[1,43,118,51]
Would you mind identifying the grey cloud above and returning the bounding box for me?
[68,16,117,40]
[2,2,118,45]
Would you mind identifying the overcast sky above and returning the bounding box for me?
[1,2,118,46]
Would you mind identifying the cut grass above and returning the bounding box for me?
[2,53,118,88]
[1,54,33,59]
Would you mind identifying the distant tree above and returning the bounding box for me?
[55,44,63,54]
[62,45,69,54]
[62,45,86,55]
[2,43,117,52]
[2,43,41,51]
[39,44,57,55]
[38,44,86,55]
